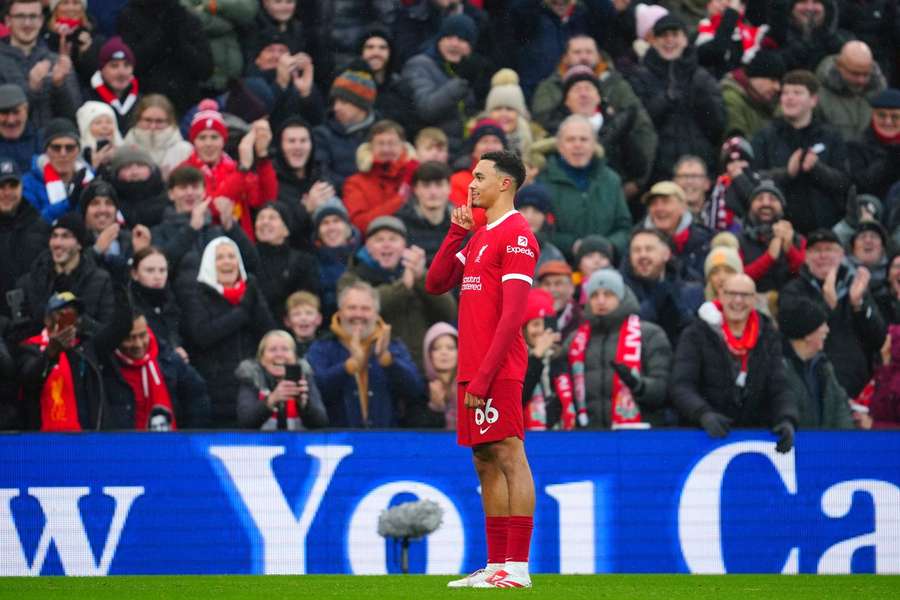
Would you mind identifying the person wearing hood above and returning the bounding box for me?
[306,279,437,428]
[766,0,851,72]
[621,227,704,348]
[180,98,278,241]
[752,69,851,234]
[179,236,276,427]
[641,180,714,284]
[400,13,487,158]
[22,117,94,222]
[672,273,798,449]
[422,321,459,431]
[235,329,327,430]
[815,41,887,142]
[342,120,419,234]
[778,228,887,399]
[395,160,454,265]
[122,94,193,181]
[628,14,726,184]
[338,215,456,371]
[739,179,807,293]
[514,183,565,277]
[847,88,900,200]
[536,115,632,259]
[312,65,377,194]
[530,33,656,199]
[848,220,890,291]
[555,268,672,429]
[0,157,49,319]
[721,50,786,140]
[75,100,122,174]
[778,294,853,429]
[358,25,418,134]
[106,144,167,228]
[253,202,318,321]
[311,201,359,324]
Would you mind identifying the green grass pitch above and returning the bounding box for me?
[1,575,899,600]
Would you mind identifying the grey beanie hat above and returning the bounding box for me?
[583,268,625,302]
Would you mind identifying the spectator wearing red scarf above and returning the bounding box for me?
[179,236,276,427]
[181,99,278,241]
[848,88,900,201]
[671,273,798,452]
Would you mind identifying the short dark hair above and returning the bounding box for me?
[630,226,673,250]
[167,165,204,190]
[369,119,406,142]
[412,160,451,185]
[782,69,819,95]
[480,150,525,192]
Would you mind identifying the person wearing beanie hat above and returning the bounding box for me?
[448,118,506,229]
[365,215,407,240]
[721,50,785,139]
[574,235,615,303]
[252,202,318,320]
[88,36,139,132]
[779,296,854,429]
[739,179,805,294]
[514,183,566,276]
[330,67,377,116]
[635,3,669,41]
[22,118,95,223]
[51,211,87,249]
[311,199,356,322]
[182,98,278,242]
[816,41,887,143]
[561,65,610,137]
[78,178,140,267]
[422,321,459,430]
[484,69,536,159]
[849,220,890,290]
[553,263,672,430]
[75,101,124,170]
[672,272,798,448]
[356,25,418,135]
[847,87,900,201]
[778,224,887,401]
[703,243,743,300]
[438,13,477,46]
[695,0,767,80]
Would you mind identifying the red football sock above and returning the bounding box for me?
[485,516,509,565]
[506,515,534,563]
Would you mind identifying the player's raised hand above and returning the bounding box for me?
[451,188,475,230]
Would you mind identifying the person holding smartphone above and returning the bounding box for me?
[234,329,327,430]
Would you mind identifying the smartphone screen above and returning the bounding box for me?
[283,364,302,382]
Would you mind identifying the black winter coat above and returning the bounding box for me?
[112,171,168,229]
[671,310,798,427]
[0,201,49,318]
[130,281,183,350]
[752,117,850,234]
[255,242,319,320]
[628,47,726,183]
[779,264,887,398]
[847,126,900,201]
[179,275,277,427]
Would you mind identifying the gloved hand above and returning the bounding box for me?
[773,420,795,454]
[699,411,733,438]
[610,361,644,395]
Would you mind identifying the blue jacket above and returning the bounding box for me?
[21,155,94,223]
[306,331,425,428]
[0,122,41,173]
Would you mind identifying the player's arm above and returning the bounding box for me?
[425,190,475,295]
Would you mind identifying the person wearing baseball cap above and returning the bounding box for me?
[779,295,854,429]
[848,88,900,200]
[641,180,713,283]
[0,83,40,172]
[88,36,139,131]
[778,227,887,402]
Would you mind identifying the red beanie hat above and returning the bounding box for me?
[523,288,556,325]
[189,99,228,143]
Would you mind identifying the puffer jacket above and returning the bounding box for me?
[312,112,375,194]
[766,0,850,72]
[563,288,673,428]
[782,341,854,429]
[342,142,419,233]
[721,68,778,139]
[234,358,328,430]
[180,0,257,93]
[815,54,886,143]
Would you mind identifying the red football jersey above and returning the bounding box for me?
[455,210,539,383]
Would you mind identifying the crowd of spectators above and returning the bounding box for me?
[2,0,900,440]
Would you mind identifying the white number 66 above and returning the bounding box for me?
[474,398,499,425]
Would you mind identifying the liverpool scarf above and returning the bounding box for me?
[555,315,645,429]
[90,70,139,116]
[25,330,82,432]
[44,161,93,207]
[114,328,176,430]
[713,300,760,387]
[221,279,247,305]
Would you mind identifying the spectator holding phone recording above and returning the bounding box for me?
[235,329,327,430]
[752,70,850,234]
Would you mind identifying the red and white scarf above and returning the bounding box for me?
[90,70,139,116]
[114,328,176,430]
[44,160,93,207]
[713,300,760,387]
[25,330,82,432]
[555,315,645,429]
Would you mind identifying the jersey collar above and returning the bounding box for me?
[486,209,519,230]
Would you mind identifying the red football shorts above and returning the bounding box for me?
[457,379,524,447]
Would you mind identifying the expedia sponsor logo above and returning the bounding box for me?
[506,245,535,257]
[461,276,482,291]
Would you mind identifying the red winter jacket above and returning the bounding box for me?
[343,146,418,234]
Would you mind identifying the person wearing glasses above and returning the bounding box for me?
[0,0,81,129]
[847,88,900,200]
[22,117,94,222]
[671,273,798,452]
